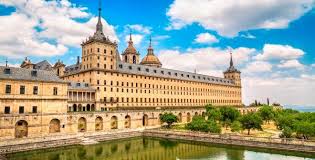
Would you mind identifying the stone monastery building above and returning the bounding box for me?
[0,3,243,140]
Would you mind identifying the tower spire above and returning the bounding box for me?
[96,0,103,33]
[230,51,234,67]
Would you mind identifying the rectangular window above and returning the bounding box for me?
[33,86,38,95]
[32,106,37,113]
[4,106,10,114]
[19,106,24,114]
[20,85,25,94]
[53,87,58,95]
[5,85,11,94]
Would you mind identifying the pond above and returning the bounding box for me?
[7,137,315,160]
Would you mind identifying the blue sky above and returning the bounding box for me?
[0,0,315,106]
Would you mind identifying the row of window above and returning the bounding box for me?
[4,85,58,95]
[98,80,239,94]
[83,48,113,56]
[3,106,37,114]
[101,86,240,97]
[82,63,114,70]
[103,97,241,104]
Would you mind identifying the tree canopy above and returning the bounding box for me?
[239,112,263,135]
[160,113,178,128]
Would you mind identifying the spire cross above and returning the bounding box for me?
[229,50,234,67]
[98,0,102,17]
[149,36,152,47]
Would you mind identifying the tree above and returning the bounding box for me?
[186,116,221,133]
[219,107,240,129]
[293,121,315,139]
[279,127,293,138]
[239,113,263,135]
[205,104,215,112]
[207,108,222,122]
[258,105,275,124]
[160,113,178,128]
[231,121,242,133]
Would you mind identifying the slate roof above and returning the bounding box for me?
[0,66,65,83]
[117,62,235,86]
[34,60,53,70]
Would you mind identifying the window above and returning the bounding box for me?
[33,86,38,95]
[19,106,24,114]
[53,87,58,95]
[32,106,37,113]
[20,85,25,94]
[4,106,10,114]
[5,85,11,94]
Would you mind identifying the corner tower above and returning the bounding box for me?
[81,0,118,71]
[122,34,140,64]
[224,52,241,86]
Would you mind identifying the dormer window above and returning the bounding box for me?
[146,68,149,72]
[161,71,164,74]
[4,68,11,74]
[31,70,37,77]
[76,83,81,87]
[138,67,141,71]
[119,64,123,68]
[168,72,171,75]
[128,66,132,70]
[153,70,157,73]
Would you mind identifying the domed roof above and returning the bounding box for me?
[122,34,139,55]
[140,38,162,68]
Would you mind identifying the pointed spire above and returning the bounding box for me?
[147,36,154,55]
[230,51,234,68]
[96,0,103,33]
[5,59,8,67]
[128,32,133,46]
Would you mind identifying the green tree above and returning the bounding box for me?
[293,121,315,139]
[279,127,293,138]
[258,105,275,123]
[160,113,178,128]
[207,108,222,122]
[231,121,242,133]
[239,113,263,135]
[207,120,221,133]
[219,107,240,129]
[205,104,215,112]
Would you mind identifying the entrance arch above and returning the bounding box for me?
[111,116,118,129]
[95,117,103,131]
[49,119,61,133]
[142,114,149,126]
[78,117,87,132]
[178,113,182,123]
[15,120,28,138]
[187,113,191,122]
[125,115,131,128]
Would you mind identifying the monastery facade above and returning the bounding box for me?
[0,4,245,140]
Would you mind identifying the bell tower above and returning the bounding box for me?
[224,52,241,86]
[80,0,118,71]
[121,33,140,64]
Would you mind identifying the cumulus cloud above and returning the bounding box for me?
[125,24,152,34]
[125,34,144,46]
[0,0,118,58]
[167,0,315,37]
[278,60,304,69]
[158,47,255,77]
[243,61,273,74]
[255,44,305,61]
[194,33,218,44]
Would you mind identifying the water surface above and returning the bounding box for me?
[8,137,315,160]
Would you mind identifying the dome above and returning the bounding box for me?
[122,34,139,55]
[141,54,162,67]
[140,38,162,68]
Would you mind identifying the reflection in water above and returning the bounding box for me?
[8,137,315,160]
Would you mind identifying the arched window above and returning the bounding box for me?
[133,55,136,64]
[15,120,28,138]
[49,119,61,133]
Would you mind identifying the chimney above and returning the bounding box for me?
[77,56,80,65]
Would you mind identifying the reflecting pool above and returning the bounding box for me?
[8,137,315,160]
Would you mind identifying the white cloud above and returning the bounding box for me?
[125,34,144,46]
[243,61,273,73]
[278,60,304,69]
[125,24,152,34]
[167,0,315,37]
[255,44,305,61]
[194,33,218,44]
[0,0,118,58]
[311,64,315,67]
[240,33,256,39]
[158,47,255,77]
